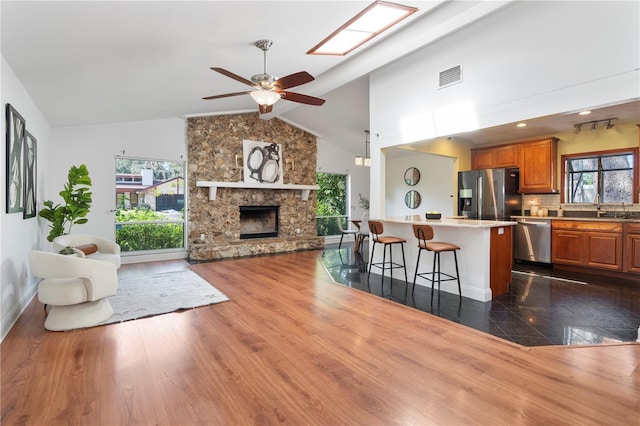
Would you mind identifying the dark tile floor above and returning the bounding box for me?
[320,243,640,347]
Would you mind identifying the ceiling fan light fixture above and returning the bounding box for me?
[308,1,418,56]
[251,73,277,89]
[249,90,281,106]
[204,39,324,112]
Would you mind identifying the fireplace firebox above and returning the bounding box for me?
[239,206,279,239]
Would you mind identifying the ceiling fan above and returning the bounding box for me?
[203,39,326,114]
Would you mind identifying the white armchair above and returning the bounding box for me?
[29,250,118,331]
[53,234,121,268]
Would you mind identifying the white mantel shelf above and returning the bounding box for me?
[196,181,319,201]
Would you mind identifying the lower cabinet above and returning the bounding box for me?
[552,221,623,271]
[624,223,640,273]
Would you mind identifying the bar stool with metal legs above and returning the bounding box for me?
[411,224,461,303]
[367,220,408,299]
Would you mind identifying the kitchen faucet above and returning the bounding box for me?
[594,193,602,217]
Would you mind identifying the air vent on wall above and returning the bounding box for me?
[439,64,462,89]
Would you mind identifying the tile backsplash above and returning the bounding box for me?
[522,194,639,215]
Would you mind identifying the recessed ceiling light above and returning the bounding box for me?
[307,1,418,56]
[516,123,527,128]
[579,110,592,115]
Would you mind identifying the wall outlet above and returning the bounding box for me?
[200,233,205,240]
[296,228,301,234]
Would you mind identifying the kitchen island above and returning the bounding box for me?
[372,216,516,302]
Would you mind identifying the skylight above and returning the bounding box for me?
[307,1,418,56]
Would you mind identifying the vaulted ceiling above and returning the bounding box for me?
[2,1,638,155]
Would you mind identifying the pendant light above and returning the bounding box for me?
[355,130,371,167]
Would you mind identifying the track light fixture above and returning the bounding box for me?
[573,118,617,134]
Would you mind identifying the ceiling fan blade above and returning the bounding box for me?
[258,104,273,114]
[202,91,249,100]
[274,71,314,90]
[210,67,255,87]
[280,91,326,106]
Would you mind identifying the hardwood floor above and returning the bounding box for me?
[2,250,638,425]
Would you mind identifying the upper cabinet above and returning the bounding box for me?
[471,144,519,169]
[471,147,494,170]
[471,137,558,193]
[519,138,558,193]
[493,144,520,168]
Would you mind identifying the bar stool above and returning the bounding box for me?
[367,220,408,299]
[411,224,461,303]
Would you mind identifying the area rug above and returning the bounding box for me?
[99,270,229,325]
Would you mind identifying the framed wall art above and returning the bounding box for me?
[6,104,25,213]
[243,140,283,184]
[23,131,37,219]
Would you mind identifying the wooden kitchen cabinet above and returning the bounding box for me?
[519,138,558,193]
[471,144,519,170]
[624,223,640,273]
[471,147,494,169]
[470,138,557,193]
[493,144,520,168]
[552,221,623,271]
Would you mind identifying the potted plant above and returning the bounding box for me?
[39,164,93,242]
[358,193,370,218]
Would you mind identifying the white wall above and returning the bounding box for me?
[49,119,188,244]
[0,109,359,339]
[369,1,639,217]
[1,56,51,340]
[385,152,454,218]
[316,136,370,220]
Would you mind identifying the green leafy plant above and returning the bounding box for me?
[58,246,76,255]
[358,193,370,210]
[316,173,347,236]
[39,164,93,242]
[115,207,184,251]
[116,223,184,252]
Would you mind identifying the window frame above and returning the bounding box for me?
[114,156,187,254]
[561,147,638,204]
[315,172,349,237]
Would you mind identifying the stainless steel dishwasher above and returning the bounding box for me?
[514,218,552,264]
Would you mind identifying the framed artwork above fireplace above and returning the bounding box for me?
[243,140,284,185]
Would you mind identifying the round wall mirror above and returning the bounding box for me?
[405,190,421,209]
[404,167,420,186]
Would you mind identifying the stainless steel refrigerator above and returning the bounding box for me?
[458,168,521,219]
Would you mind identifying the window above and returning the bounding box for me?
[315,172,348,236]
[562,148,638,204]
[115,157,186,252]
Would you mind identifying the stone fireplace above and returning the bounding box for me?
[239,206,279,239]
[187,113,324,261]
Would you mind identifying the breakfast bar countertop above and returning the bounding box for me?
[371,216,516,302]
[383,215,517,228]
